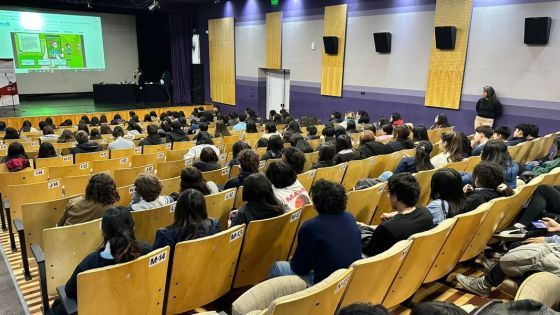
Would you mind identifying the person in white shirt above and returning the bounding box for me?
[129,173,175,211]
[430,131,464,168]
[261,122,281,140]
[265,160,311,211]
[39,126,59,142]
[108,126,135,150]
[184,131,220,160]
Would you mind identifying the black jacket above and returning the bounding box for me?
[333,150,361,165]
[311,160,335,169]
[463,188,500,213]
[224,171,254,190]
[138,135,162,146]
[193,161,221,172]
[70,142,102,154]
[476,98,503,119]
[260,150,282,161]
[166,130,189,143]
[385,139,414,153]
[359,141,389,158]
[231,201,282,226]
[153,219,220,251]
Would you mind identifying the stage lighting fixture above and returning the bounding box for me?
[148,0,160,11]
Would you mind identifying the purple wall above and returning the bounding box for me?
[195,0,560,135]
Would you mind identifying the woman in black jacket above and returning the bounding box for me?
[462,162,514,213]
[231,173,284,226]
[261,135,284,161]
[385,125,414,153]
[358,130,389,158]
[333,134,361,164]
[475,86,502,129]
[193,147,221,172]
[312,145,336,169]
[138,124,163,146]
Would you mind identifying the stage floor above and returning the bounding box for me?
[0,97,179,118]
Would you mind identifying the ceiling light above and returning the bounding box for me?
[148,0,160,11]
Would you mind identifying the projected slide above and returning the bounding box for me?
[0,10,105,73]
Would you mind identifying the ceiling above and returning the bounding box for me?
[0,0,209,13]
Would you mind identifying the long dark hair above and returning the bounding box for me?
[483,86,499,105]
[215,120,231,137]
[286,121,301,134]
[430,168,466,219]
[38,142,57,158]
[432,114,451,129]
[242,173,283,214]
[169,189,210,241]
[4,127,20,139]
[412,125,429,142]
[20,120,33,133]
[180,167,211,195]
[415,141,434,172]
[246,120,258,133]
[290,134,313,153]
[267,135,284,155]
[441,132,464,162]
[100,207,142,263]
[4,142,28,162]
[481,140,513,169]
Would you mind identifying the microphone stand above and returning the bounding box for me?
[2,73,22,113]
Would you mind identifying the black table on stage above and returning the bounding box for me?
[93,84,139,104]
[142,84,171,104]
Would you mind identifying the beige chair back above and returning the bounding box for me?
[142,143,168,154]
[202,167,231,186]
[515,272,560,309]
[74,150,109,163]
[296,169,316,193]
[205,188,236,230]
[49,162,91,180]
[464,155,482,173]
[62,174,93,197]
[92,157,130,173]
[35,155,74,168]
[415,168,438,206]
[313,163,347,185]
[341,157,374,191]
[114,165,154,187]
[303,151,319,172]
[172,141,196,151]
[109,147,135,159]
[346,183,384,224]
[131,153,159,168]
[160,176,181,196]
[166,149,188,161]
[157,160,189,179]
[131,203,175,244]
[115,185,136,207]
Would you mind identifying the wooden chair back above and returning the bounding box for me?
[202,167,231,186]
[142,143,168,154]
[166,149,187,161]
[166,225,245,314]
[160,176,181,196]
[114,165,154,188]
[346,183,384,224]
[303,151,319,172]
[234,186,245,209]
[62,174,93,197]
[340,240,413,307]
[44,218,103,295]
[156,160,188,179]
[233,208,302,288]
[497,177,543,231]
[313,163,348,185]
[341,157,374,191]
[77,247,170,315]
[415,168,438,206]
[307,139,322,151]
[223,135,241,144]
[464,155,482,173]
[92,157,130,173]
[261,158,281,173]
[268,269,353,315]
[370,151,407,178]
[534,134,556,161]
[131,203,175,244]
[131,153,159,168]
[229,164,241,180]
[115,185,136,207]
[382,219,455,308]
[51,142,76,150]
[296,169,316,192]
[48,162,91,180]
[172,141,195,151]
[370,184,391,225]
[34,155,74,168]
[205,188,236,230]
[445,159,469,172]
[74,150,109,163]
[0,168,49,199]
[109,147,135,159]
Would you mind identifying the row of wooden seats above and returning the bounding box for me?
[508,132,557,164]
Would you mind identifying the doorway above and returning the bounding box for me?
[266,69,290,115]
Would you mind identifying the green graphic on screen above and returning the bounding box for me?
[11,32,86,70]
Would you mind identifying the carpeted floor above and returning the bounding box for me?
[0,247,25,315]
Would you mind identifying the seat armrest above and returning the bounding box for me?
[14,218,24,232]
[56,286,77,315]
[31,244,44,263]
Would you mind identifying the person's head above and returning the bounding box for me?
[200,147,219,163]
[114,113,122,121]
[528,124,539,138]
[482,86,497,104]
[346,120,357,132]
[390,112,402,123]
[493,126,511,141]
[310,180,347,215]
[412,125,429,142]
[273,114,283,124]
[255,138,268,148]
[433,114,450,128]
[45,117,54,126]
[363,124,376,134]
[393,125,410,140]
[287,121,301,133]
[80,115,90,124]
[322,125,335,139]
[90,128,101,140]
[411,301,468,315]
[334,125,347,138]
[199,122,209,132]
[267,135,284,153]
[42,126,54,136]
[266,161,297,188]
[112,126,125,138]
[128,111,136,119]
[381,124,393,136]
[474,125,493,143]
[513,123,531,138]
[472,162,514,196]
[100,207,142,263]
[215,120,229,136]
[21,120,32,132]
[38,142,57,158]
[6,142,28,160]
[268,110,277,119]
[196,131,213,145]
[387,173,420,209]
[265,122,277,134]
[307,125,317,136]
[58,129,75,143]
[430,168,465,219]
[171,120,182,131]
[180,167,210,195]
[360,130,376,145]
[100,124,112,135]
[143,114,151,122]
[282,147,306,174]
[38,121,46,131]
[238,113,247,123]
[146,123,158,136]
[290,134,313,153]
[330,111,342,120]
[415,141,434,172]
[318,144,336,163]
[4,127,19,139]
[75,130,89,144]
[85,173,120,205]
[0,121,6,131]
[77,123,89,134]
[336,134,353,153]
[171,189,209,241]
[242,173,283,212]
[440,132,464,162]
[336,303,390,315]
[357,111,370,124]
[100,114,108,123]
[237,149,258,173]
[246,120,258,133]
[128,123,142,134]
[150,111,157,118]
[232,141,251,159]
[481,139,512,168]
[134,173,162,202]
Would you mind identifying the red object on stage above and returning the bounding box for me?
[0,82,18,96]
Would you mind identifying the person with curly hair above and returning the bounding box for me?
[129,174,175,211]
[57,173,120,226]
[269,180,361,285]
[224,149,259,189]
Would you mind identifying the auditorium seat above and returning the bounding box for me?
[415,168,438,206]
[312,163,347,185]
[515,272,560,309]
[346,182,384,224]
[114,165,152,187]
[91,157,130,173]
[35,155,74,168]
[205,188,236,230]
[341,157,374,191]
[464,155,482,173]
[160,176,181,196]
[130,203,175,244]
[296,169,316,193]
[131,152,159,168]
[307,139,322,151]
[166,225,245,314]
[370,151,406,178]
[166,149,188,161]
[261,158,281,173]
[142,143,168,155]
[115,184,136,207]
[171,140,195,151]
[156,160,186,179]
[445,159,469,172]
[109,147,135,159]
[288,204,318,258]
[303,151,319,172]
[496,175,543,232]
[202,167,231,186]
[74,150,109,164]
[229,164,241,180]
[62,174,94,197]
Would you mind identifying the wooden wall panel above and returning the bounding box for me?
[266,12,282,69]
[209,17,236,105]
[425,0,473,109]
[320,4,347,97]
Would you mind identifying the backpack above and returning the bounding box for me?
[6,157,30,172]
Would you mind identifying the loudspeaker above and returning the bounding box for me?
[323,36,339,55]
[191,64,205,105]
[373,32,392,53]
[435,26,457,50]
[524,17,552,45]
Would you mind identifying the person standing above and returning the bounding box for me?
[474,86,502,130]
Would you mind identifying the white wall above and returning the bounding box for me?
[235,23,265,77]
[282,19,324,83]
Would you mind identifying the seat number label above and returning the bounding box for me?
[149,251,167,267]
[230,228,244,242]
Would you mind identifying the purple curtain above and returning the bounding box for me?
[169,8,193,104]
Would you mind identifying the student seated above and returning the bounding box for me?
[89,128,102,140]
[224,149,259,190]
[58,173,120,226]
[311,145,336,169]
[333,134,361,164]
[492,126,511,143]
[37,142,58,159]
[426,168,466,225]
[358,130,389,158]
[261,122,280,140]
[261,135,284,161]
[233,113,247,131]
[526,124,539,141]
[57,129,75,143]
[39,126,59,142]
[179,167,220,195]
[70,131,102,155]
[290,134,314,153]
[0,142,30,172]
[48,207,152,314]
[138,124,163,146]
[346,120,359,134]
[153,189,220,250]
[462,162,515,213]
[20,120,38,133]
[266,161,311,211]
[214,120,231,138]
[321,124,336,147]
[184,131,220,160]
[431,131,464,168]
[245,120,258,133]
[430,114,451,130]
[282,147,306,174]
[269,180,361,285]
[107,126,135,150]
[385,125,414,153]
[508,123,530,146]
[193,147,221,172]
[305,125,320,140]
[462,140,519,189]
[412,125,429,144]
[3,127,19,140]
[129,174,175,211]
[393,141,434,174]
[166,120,189,143]
[228,141,251,168]
[515,185,560,228]
[362,173,433,257]
[230,173,284,226]
[126,122,143,140]
[471,125,493,156]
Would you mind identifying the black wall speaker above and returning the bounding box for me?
[323,36,339,55]
[373,32,392,53]
[191,64,205,105]
[524,17,552,45]
[435,26,457,50]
